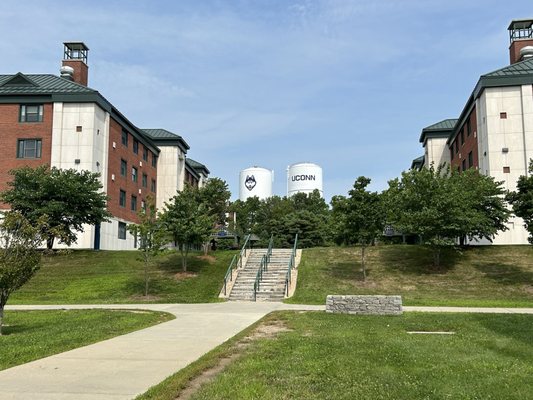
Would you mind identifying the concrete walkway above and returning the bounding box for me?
[0,302,323,400]
[2,303,533,399]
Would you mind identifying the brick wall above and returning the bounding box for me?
[106,118,158,223]
[0,103,53,207]
[450,107,478,171]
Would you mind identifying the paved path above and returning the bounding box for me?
[0,303,323,400]
[2,303,533,399]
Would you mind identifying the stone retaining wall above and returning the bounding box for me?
[326,295,402,315]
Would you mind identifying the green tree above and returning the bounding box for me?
[161,186,214,271]
[0,212,44,335]
[1,165,110,249]
[331,177,385,280]
[128,197,167,297]
[386,165,509,267]
[507,159,533,244]
[198,178,231,226]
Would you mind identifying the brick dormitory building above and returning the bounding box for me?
[412,19,533,245]
[0,42,209,250]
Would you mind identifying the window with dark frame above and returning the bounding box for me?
[119,190,126,207]
[151,179,156,192]
[142,173,148,188]
[455,140,459,154]
[120,159,127,177]
[141,200,146,211]
[133,139,139,154]
[121,129,128,146]
[466,118,471,136]
[17,139,42,158]
[152,154,157,167]
[143,146,148,161]
[462,159,466,172]
[118,222,127,240]
[132,166,138,183]
[460,129,465,145]
[131,195,137,211]
[468,151,473,168]
[19,104,43,122]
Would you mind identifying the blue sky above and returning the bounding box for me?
[1,0,531,200]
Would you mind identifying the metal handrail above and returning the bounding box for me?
[222,234,251,297]
[253,252,270,301]
[285,233,298,297]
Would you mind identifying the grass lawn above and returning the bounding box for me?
[288,245,533,307]
[0,309,173,370]
[10,250,235,304]
[141,311,533,400]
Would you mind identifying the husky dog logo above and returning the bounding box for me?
[245,175,257,191]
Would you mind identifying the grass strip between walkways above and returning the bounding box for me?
[0,309,174,371]
[138,310,533,400]
[287,245,533,307]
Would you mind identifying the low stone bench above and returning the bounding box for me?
[326,295,402,315]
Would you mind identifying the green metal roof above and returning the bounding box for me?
[0,73,96,94]
[0,72,161,155]
[419,119,457,143]
[142,128,190,152]
[508,19,533,30]
[185,158,210,175]
[410,155,425,170]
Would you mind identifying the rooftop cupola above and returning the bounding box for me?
[508,19,533,64]
[61,42,89,86]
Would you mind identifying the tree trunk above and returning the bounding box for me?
[180,245,188,272]
[0,305,4,336]
[433,247,441,268]
[46,236,55,250]
[361,245,366,281]
[144,255,149,297]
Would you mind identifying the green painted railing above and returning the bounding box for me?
[222,234,251,296]
[253,235,273,301]
[285,233,299,297]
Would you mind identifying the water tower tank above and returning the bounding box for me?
[239,166,273,201]
[287,162,323,197]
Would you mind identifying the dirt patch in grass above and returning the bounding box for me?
[174,272,198,281]
[196,255,216,263]
[129,294,163,302]
[174,319,291,400]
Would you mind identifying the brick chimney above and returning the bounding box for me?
[61,42,89,86]
[508,19,533,64]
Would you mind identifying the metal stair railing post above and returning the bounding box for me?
[239,234,251,269]
[253,253,269,301]
[266,234,274,264]
[284,233,298,297]
[223,254,237,296]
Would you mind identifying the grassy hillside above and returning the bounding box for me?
[288,245,533,307]
[10,250,235,304]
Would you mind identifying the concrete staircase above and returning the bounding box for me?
[228,248,293,302]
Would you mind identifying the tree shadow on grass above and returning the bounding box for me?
[377,245,462,275]
[327,262,371,282]
[472,262,533,286]
[473,313,533,350]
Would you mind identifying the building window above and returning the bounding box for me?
[454,140,459,154]
[466,118,471,137]
[450,147,454,160]
[460,129,465,145]
[468,151,473,168]
[500,112,507,119]
[152,154,157,167]
[118,222,127,240]
[119,189,126,207]
[120,159,127,177]
[19,104,43,122]
[141,199,146,211]
[17,139,42,158]
[503,166,511,173]
[121,129,128,146]
[151,179,156,192]
[133,139,139,154]
[462,159,466,172]
[131,195,137,211]
[142,173,148,188]
[132,166,138,182]
[143,146,149,161]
